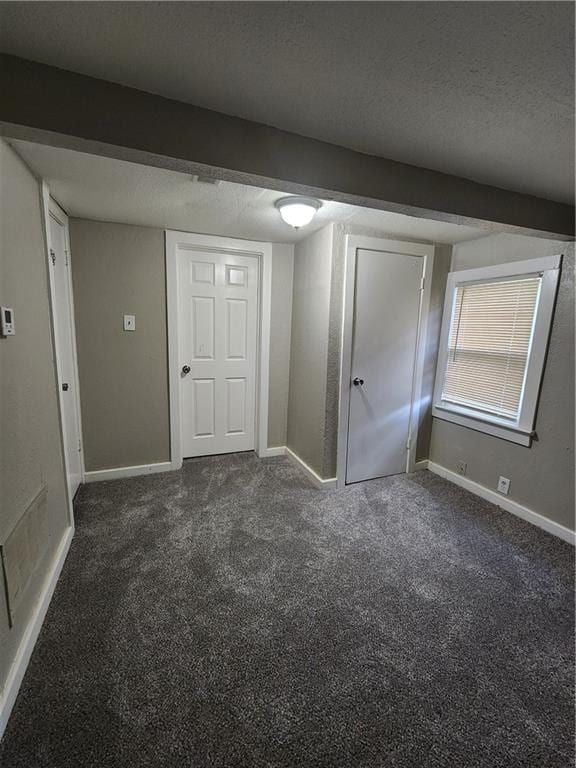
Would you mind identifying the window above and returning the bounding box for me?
[432,255,561,446]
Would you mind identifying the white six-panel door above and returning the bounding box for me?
[178,248,258,458]
[346,247,423,484]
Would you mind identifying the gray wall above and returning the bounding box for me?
[0,140,69,690]
[289,223,453,480]
[268,244,294,448]
[69,220,170,471]
[430,233,575,531]
[287,225,334,476]
[69,220,294,469]
[416,245,452,461]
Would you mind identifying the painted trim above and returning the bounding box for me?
[165,231,183,472]
[336,235,435,488]
[0,525,73,739]
[83,461,174,483]
[259,446,286,458]
[431,406,532,446]
[428,462,575,545]
[285,447,337,490]
[257,249,272,458]
[165,231,272,468]
[406,246,435,473]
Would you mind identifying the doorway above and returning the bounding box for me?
[337,236,434,486]
[44,192,84,502]
[166,231,272,467]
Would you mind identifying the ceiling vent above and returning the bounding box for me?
[191,174,221,186]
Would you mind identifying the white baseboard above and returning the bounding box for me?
[258,446,287,458]
[428,462,575,545]
[0,525,74,739]
[285,447,337,490]
[84,461,177,483]
[413,460,429,472]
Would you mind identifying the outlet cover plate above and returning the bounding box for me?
[497,476,510,495]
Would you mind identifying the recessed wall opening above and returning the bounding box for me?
[7,138,502,489]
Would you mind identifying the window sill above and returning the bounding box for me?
[432,404,533,447]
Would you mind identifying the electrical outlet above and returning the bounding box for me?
[123,314,136,331]
[457,460,467,476]
[497,476,510,495]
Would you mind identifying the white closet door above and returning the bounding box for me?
[49,206,83,497]
[178,249,258,458]
[346,248,423,484]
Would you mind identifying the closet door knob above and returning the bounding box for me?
[353,377,364,386]
[182,365,191,375]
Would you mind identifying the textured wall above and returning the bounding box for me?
[287,226,334,475]
[0,140,69,691]
[70,220,294,468]
[1,52,572,238]
[268,244,294,448]
[415,245,452,461]
[430,234,575,531]
[70,220,170,471]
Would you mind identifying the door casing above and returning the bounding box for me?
[41,184,85,523]
[336,235,435,489]
[166,231,272,469]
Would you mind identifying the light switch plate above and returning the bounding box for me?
[1,306,15,336]
[123,314,136,331]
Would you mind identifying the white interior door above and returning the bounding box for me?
[48,202,83,498]
[346,248,423,484]
[178,249,258,458]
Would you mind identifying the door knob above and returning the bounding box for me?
[62,382,69,391]
[353,377,364,386]
[182,365,191,375]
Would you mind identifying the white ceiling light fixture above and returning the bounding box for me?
[275,196,322,229]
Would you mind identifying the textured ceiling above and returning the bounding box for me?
[10,140,487,244]
[0,2,573,204]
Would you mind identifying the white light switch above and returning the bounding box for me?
[1,306,15,336]
[123,314,136,331]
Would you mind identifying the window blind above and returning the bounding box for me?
[441,276,541,420]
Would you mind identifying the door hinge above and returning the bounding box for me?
[65,250,69,267]
[420,276,425,291]
[78,438,82,452]
[406,437,411,451]
[50,249,56,266]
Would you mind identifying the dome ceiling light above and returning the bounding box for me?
[275,196,322,229]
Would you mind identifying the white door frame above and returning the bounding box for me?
[336,235,435,489]
[166,231,272,469]
[40,183,85,523]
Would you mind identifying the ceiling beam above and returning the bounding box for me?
[0,54,573,239]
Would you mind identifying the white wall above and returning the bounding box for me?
[430,233,575,531]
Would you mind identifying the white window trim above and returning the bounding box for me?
[432,254,562,447]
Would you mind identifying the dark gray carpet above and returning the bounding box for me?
[1,453,574,767]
